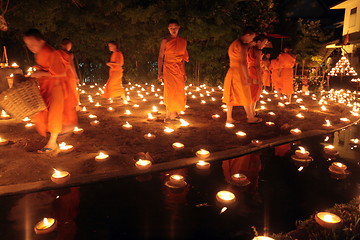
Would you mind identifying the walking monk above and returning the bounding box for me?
[248,34,269,120]
[102,41,126,101]
[58,38,80,106]
[278,46,296,102]
[23,29,77,154]
[223,28,260,124]
[158,19,189,121]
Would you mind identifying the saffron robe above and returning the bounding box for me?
[278,52,296,95]
[223,40,252,106]
[261,58,271,87]
[102,51,125,99]
[163,36,189,113]
[270,58,281,91]
[58,49,79,104]
[33,44,77,136]
[248,47,262,103]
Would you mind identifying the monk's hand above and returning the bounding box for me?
[184,75,188,82]
[158,75,163,83]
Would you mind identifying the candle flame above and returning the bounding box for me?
[53,168,61,177]
[164,127,174,133]
[220,207,227,214]
[43,217,49,225]
[299,146,306,153]
[180,119,190,127]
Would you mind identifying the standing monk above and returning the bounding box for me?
[57,38,80,107]
[248,34,269,120]
[23,29,77,154]
[102,41,126,101]
[158,19,189,121]
[270,57,281,92]
[261,53,271,89]
[278,46,296,102]
[223,28,259,124]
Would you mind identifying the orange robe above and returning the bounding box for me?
[261,58,271,87]
[270,58,281,91]
[223,40,252,106]
[248,47,262,103]
[102,51,125,99]
[278,52,296,95]
[57,49,79,104]
[163,36,189,113]
[33,44,77,136]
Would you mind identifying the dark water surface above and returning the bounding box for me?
[0,125,359,240]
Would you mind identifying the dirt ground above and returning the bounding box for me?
[0,83,358,193]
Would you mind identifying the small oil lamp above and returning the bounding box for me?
[11,62,19,68]
[290,128,302,135]
[1,110,10,119]
[25,123,35,128]
[212,114,220,119]
[296,113,304,119]
[340,117,350,122]
[124,110,132,115]
[22,117,31,122]
[95,151,109,162]
[251,139,262,146]
[144,133,156,140]
[324,145,337,155]
[58,142,74,153]
[331,162,347,172]
[216,191,236,205]
[295,146,310,159]
[180,119,190,127]
[151,106,158,114]
[231,173,247,184]
[73,127,84,135]
[315,212,341,228]
[350,138,359,147]
[88,114,97,119]
[252,237,275,240]
[167,174,187,188]
[147,113,157,121]
[321,105,327,111]
[107,107,115,112]
[172,142,184,150]
[268,112,276,116]
[90,120,100,126]
[94,102,101,107]
[81,106,87,112]
[51,168,70,184]
[265,122,275,126]
[0,137,9,146]
[164,126,174,134]
[196,161,210,170]
[133,104,140,108]
[322,119,332,128]
[225,123,235,128]
[235,131,247,138]
[135,159,152,170]
[196,149,210,159]
[122,122,133,130]
[34,217,57,234]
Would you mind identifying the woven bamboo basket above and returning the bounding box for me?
[0,79,46,119]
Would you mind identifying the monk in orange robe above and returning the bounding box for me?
[278,47,296,102]
[58,38,80,106]
[102,41,126,101]
[158,19,189,121]
[261,53,271,88]
[23,29,77,154]
[223,29,260,124]
[270,57,281,92]
[248,34,269,117]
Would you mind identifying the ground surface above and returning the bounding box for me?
[0,83,359,195]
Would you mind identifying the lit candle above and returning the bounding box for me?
[295,146,310,159]
[321,105,327,111]
[88,114,97,119]
[216,190,236,205]
[225,123,235,128]
[135,159,152,170]
[133,104,139,108]
[147,113,157,121]
[251,139,262,146]
[81,106,87,112]
[168,174,187,188]
[11,62,19,68]
[107,107,115,112]
[0,137,9,146]
[340,117,350,122]
[331,162,347,172]
[290,128,302,135]
[252,237,275,240]
[73,126,84,135]
[1,110,10,119]
[125,110,132,115]
[315,212,341,228]
[212,114,220,119]
[90,120,100,126]
[95,151,109,162]
[268,112,276,116]
[58,142,74,153]
[144,133,156,140]
[296,113,304,119]
[22,117,31,122]
[34,217,57,234]
[179,119,190,127]
[235,131,247,138]
[151,106,158,113]
[196,149,210,159]
[265,121,275,126]
[350,138,359,146]
[164,126,174,134]
[25,122,35,128]
[324,145,336,154]
[196,161,210,170]
[322,119,332,128]
[231,173,247,183]
[172,142,184,150]
[94,102,101,107]
[122,122,133,130]
[51,168,70,184]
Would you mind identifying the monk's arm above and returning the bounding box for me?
[255,50,262,82]
[157,39,166,80]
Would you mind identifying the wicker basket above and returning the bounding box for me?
[0,79,46,119]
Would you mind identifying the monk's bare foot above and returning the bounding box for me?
[247,117,263,124]
[226,119,240,124]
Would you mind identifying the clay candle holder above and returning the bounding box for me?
[236,131,247,138]
[0,137,9,146]
[51,168,70,184]
[144,133,156,140]
[251,139,262,146]
[212,114,220,119]
[330,162,347,172]
[179,119,190,127]
[34,217,58,234]
[147,113,157,121]
[0,110,10,120]
[196,161,210,170]
[350,138,359,147]
[166,174,187,188]
[231,173,247,184]
[265,122,275,126]
[225,123,235,128]
[315,212,341,228]
[290,128,302,135]
[216,191,236,205]
[73,126,84,135]
[90,120,100,126]
[135,159,152,170]
[58,142,74,153]
[324,145,337,155]
[295,146,310,159]
[122,122,133,130]
[88,114,97,119]
[322,119,332,128]
[107,107,115,112]
[95,152,109,162]
[196,149,210,159]
[25,123,35,128]
[172,142,184,150]
[164,127,174,134]
[22,117,31,122]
